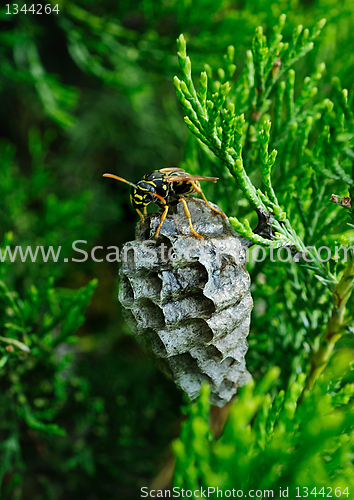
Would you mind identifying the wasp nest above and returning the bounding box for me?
[118,198,253,407]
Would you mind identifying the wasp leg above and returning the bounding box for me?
[179,198,203,239]
[190,181,226,219]
[143,206,147,215]
[154,205,169,239]
[135,208,145,224]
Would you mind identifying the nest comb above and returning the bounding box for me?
[118,197,253,407]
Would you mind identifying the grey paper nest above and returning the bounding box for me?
[118,198,253,407]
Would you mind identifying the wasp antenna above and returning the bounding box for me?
[103,173,139,190]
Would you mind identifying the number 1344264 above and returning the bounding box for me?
[6,4,59,14]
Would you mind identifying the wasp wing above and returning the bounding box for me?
[165,173,219,183]
[159,167,185,173]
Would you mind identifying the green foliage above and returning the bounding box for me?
[0,135,104,496]
[174,15,354,364]
[173,14,354,494]
[1,1,185,497]
[174,18,349,258]
[1,1,354,499]
[0,137,95,284]
[174,359,354,495]
[0,254,98,495]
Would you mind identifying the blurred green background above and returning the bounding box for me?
[1,0,354,499]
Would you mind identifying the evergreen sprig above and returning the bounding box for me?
[0,270,98,491]
[174,19,354,488]
[173,363,354,492]
[174,21,329,258]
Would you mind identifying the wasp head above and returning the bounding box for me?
[131,181,157,209]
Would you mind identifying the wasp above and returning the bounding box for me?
[103,167,225,239]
